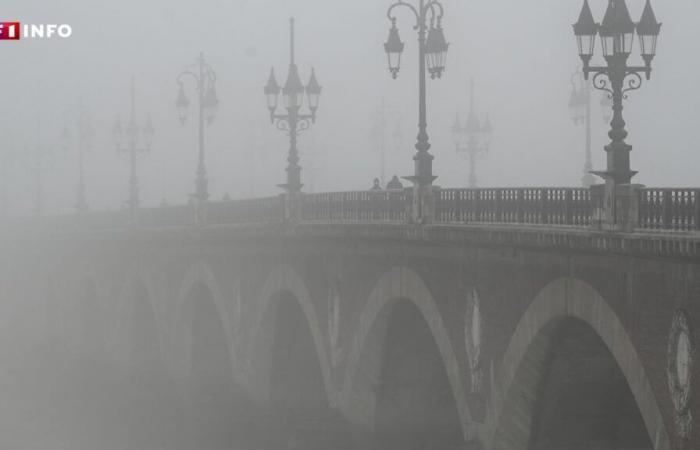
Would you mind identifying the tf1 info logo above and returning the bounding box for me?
[0,22,73,40]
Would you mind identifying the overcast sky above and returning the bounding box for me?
[0,0,696,215]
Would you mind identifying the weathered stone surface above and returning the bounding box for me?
[2,222,698,450]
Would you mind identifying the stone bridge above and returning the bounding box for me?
[2,186,699,450]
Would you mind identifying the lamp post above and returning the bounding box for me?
[304,129,326,193]
[451,78,493,188]
[61,99,94,212]
[568,70,595,188]
[369,100,402,187]
[176,52,219,223]
[392,115,403,156]
[247,126,268,198]
[573,0,661,184]
[113,77,154,223]
[569,70,617,188]
[384,0,448,187]
[28,117,52,216]
[369,100,389,187]
[264,18,321,193]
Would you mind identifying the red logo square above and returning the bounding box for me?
[0,22,20,40]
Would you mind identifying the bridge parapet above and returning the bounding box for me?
[301,190,411,223]
[435,187,591,227]
[639,188,700,232]
[207,196,285,226]
[139,205,193,227]
[9,186,700,237]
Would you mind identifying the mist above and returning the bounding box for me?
[0,0,696,216]
[0,0,696,449]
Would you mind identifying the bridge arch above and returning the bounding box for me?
[490,277,670,450]
[73,276,105,355]
[171,260,238,387]
[341,266,471,445]
[116,268,164,373]
[247,264,333,411]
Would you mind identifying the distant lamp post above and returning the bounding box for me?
[451,79,492,188]
[176,52,219,223]
[568,71,596,188]
[392,116,403,155]
[28,117,52,216]
[305,129,325,193]
[573,0,661,184]
[264,18,321,193]
[369,100,402,186]
[61,99,94,212]
[113,77,154,223]
[384,0,448,187]
[0,141,14,218]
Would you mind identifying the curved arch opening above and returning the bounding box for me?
[128,280,163,379]
[76,278,103,356]
[179,281,252,449]
[270,291,328,416]
[253,290,342,449]
[186,282,236,403]
[494,317,654,450]
[368,299,463,450]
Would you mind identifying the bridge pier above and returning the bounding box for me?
[590,181,644,232]
[284,191,303,222]
[410,185,439,224]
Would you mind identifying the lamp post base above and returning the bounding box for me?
[76,200,89,214]
[192,198,208,226]
[581,172,597,189]
[403,180,440,225]
[277,182,303,193]
[590,181,644,232]
[402,174,438,187]
[591,169,638,185]
[279,189,303,222]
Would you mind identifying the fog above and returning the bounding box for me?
[0,0,696,449]
[0,0,696,216]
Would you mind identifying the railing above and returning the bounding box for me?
[435,188,591,227]
[207,196,284,225]
[302,190,410,223]
[140,205,193,228]
[13,209,129,233]
[638,188,700,232]
[11,187,700,235]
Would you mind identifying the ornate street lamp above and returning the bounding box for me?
[61,99,94,212]
[264,18,321,193]
[113,77,154,223]
[176,52,218,223]
[384,0,448,186]
[573,0,661,184]
[451,79,492,188]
